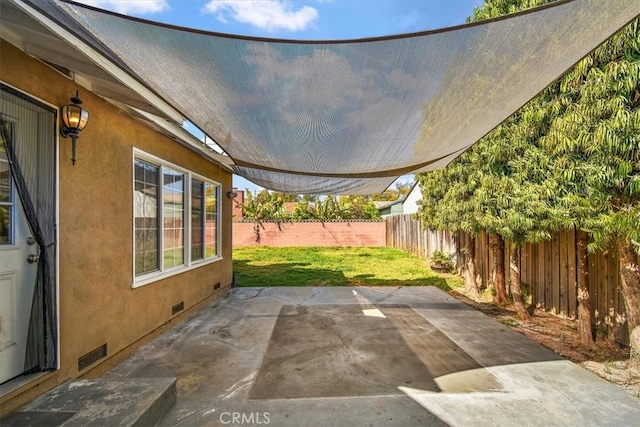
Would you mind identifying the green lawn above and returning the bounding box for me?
[233,246,463,290]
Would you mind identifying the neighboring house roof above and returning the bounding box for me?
[283,202,298,215]
[375,182,421,216]
[374,199,404,212]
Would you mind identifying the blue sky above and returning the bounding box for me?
[76,0,484,193]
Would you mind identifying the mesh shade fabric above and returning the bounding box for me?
[231,166,397,195]
[26,0,640,194]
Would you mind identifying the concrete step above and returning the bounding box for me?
[2,377,176,426]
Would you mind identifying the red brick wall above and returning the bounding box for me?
[233,221,386,247]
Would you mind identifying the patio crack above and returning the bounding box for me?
[367,286,405,304]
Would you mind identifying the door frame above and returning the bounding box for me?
[0,81,60,383]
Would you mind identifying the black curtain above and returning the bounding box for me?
[0,85,57,373]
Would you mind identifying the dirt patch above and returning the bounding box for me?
[448,290,640,399]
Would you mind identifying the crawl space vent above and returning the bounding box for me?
[78,343,107,371]
[172,301,184,315]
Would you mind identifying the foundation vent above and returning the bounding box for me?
[214,282,221,291]
[172,301,184,315]
[78,343,107,371]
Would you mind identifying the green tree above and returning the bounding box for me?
[315,196,345,220]
[272,192,300,202]
[372,181,413,201]
[338,195,382,220]
[468,0,640,349]
[420,114,564,316]
[238,190,287,221]
[418,0,562,314]
[470,0,553,20]
[292,195,380,220]
[236,190,287,242]
[470,116,561,316]
[417,160,483,296]
[506,77,600,344]
[293,197,314,220]
[539,21,640,352]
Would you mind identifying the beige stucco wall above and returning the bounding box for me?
[0,40,233,406]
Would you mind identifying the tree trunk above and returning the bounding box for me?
[509,246,530,320]
[576,230,594,346]
[465,235,479,296]
[618,241,640,360]
[490,233,508,305]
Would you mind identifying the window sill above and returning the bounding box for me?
[132,256,223,289]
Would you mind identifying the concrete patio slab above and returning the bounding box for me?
[106,287,640,426]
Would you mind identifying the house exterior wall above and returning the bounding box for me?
[0,40,233,410]
[390,204,404,216]
[379,203,404,219]
[402,184,421,215]
[232,189,244,220]
[233,221,386,247]
[378,207,392,217]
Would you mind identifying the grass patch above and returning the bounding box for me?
[233,246,463,291]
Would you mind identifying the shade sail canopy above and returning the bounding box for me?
[13,0,640,194]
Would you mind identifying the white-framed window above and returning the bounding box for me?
[133,149,221,287]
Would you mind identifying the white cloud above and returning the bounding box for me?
[202,0,318,32]
[74,1,169,15]
[392,10,421,32]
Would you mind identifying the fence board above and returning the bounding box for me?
[505,241,512,296]
[619,266,629,344]
[552,233,561,314]
[589,251,601,328]
[529,243,535,297]
[545,239,552,310]
[559,231,568,317]
[534,243,541,306]
[521,243,529,300]
[482,231,489,289]
[537,242,546,309]
[385,215,458,262]
[608,248,618,340]
[568,230,577,319]
[598,251,608,334]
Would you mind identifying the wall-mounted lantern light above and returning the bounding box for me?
[227,190,238,199]
[60,91,89,165]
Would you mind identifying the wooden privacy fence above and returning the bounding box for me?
[386,214,633,345]
[386,215,457,260]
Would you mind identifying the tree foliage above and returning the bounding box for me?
[371,182,413,201]
[237,190,287,222]
[418,0,640,344]
[238,191,381,221]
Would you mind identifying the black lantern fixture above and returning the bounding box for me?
[60,91,89,165]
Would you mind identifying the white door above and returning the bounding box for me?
[0,102,41,384]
